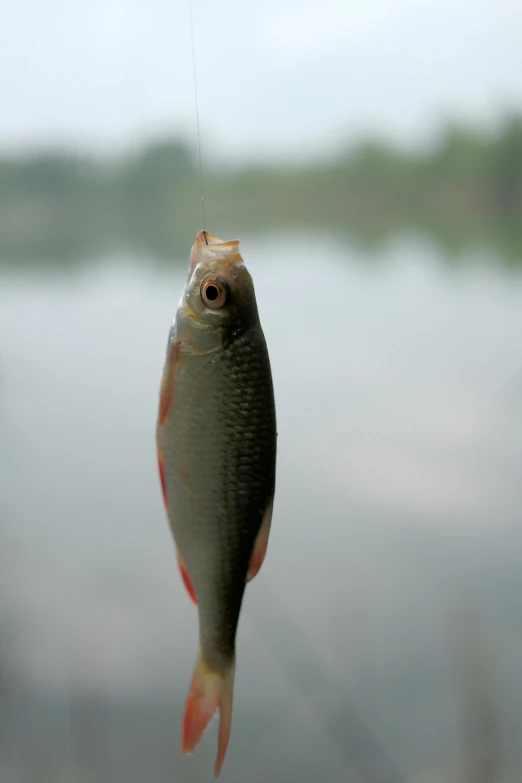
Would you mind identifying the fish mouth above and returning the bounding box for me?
[189,230,242,275]
[196,230,239,249]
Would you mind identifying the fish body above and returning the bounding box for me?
[156,230,277,777]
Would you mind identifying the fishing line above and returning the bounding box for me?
[188,0,207,240]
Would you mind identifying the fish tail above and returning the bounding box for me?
[182,652,235,779]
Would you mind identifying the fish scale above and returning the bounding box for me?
[163,329,275,659]
[156,230,277,778]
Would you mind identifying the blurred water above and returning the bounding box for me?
[1,231,521,782]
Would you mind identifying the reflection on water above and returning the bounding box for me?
[1,233,521,781]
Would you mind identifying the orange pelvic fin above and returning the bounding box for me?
[157,449,168,509]
[247,498,274,582]
[182,654,235,779]
[158,338,181,427]
[177,549,197,606]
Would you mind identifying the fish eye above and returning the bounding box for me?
[201,277,227,309]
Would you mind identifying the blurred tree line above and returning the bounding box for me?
[0,114,521,264]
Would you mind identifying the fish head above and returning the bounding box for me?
[176,230,260,353]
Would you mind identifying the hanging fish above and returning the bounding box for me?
[156,230,277,777]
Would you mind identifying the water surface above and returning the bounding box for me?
[1,232,521,781]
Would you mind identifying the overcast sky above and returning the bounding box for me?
[2,0,521,161]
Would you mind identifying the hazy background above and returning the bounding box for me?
[1,1,522,781]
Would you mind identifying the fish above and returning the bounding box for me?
[156,229,277,777]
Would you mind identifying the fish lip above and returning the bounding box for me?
[189,230,242,275]
[195,230,239,250]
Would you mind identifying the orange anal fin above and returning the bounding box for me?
[177,550,197,606]
[158,339,181,427]
[247,498,274,583]
[182,655,235,779]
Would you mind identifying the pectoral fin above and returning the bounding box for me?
[158,338,181,427]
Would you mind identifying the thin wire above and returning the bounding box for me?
[188,0,206,235]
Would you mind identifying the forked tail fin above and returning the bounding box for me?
[182,653,235,778]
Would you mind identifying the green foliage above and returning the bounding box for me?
[0,114,521,264]
[124,138,193,189]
